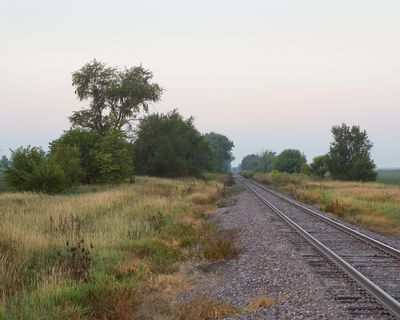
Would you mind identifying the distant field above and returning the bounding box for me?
[377,169,400,185]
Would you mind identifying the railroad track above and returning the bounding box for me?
[239,176,400,319]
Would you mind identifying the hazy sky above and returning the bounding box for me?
[1,0,399,167]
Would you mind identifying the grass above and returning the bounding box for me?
[0,175,241,319]
[377,169,400,185]
[252,172,400,235]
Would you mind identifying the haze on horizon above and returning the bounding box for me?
[1,0,399,168]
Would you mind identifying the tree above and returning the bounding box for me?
[273,149,306,173]
[133,110,209,177]
[0,155,9,169]
[49,129,134,184]
[4,146,68,193]
[240,154,260,171]
[310,155,328,179]
[327,123,376,181]
[203,132,234,173]
[70,60,163,135]
[258,150,276,173]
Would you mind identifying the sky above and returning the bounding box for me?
[1,0,399,167]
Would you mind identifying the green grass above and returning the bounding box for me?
[377,169,400,185]
[0,175,240,319]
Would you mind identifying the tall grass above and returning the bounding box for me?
[252,172,400,235]
[0,175,237,319]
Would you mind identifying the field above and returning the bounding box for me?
[377,169,400,185]
[251,172,400,236]
[0,175,241,319]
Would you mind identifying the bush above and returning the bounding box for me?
[273,149,306,173]
[4,146,68,194]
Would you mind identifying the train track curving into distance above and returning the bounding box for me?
[239,176,400,319]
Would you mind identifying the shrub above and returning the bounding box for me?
[4,146,68,194]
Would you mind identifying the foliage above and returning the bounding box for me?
[240,154,260,171]
[4,146,68,194]
[327,123,376,181]
[133,110,209,177]
[70,59,163,134]
[310,155,329,178]
[377,169,400,185]
[0,156,9,192]
[49,129,134,184]
[203,132,234,173]
[273,149,306,173]
[258,150,276,173]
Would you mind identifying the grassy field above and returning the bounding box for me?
[250,172,400,236]
[0,175,244,319]
[377,169,400,185]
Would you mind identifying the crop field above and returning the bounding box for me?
[377,169,400,185]
[0,175,240,319]
[251,172,400,236]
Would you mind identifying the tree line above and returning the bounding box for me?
[1,60,234,194]
[240,123,377,182]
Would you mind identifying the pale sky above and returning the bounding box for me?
[1,0,399,167]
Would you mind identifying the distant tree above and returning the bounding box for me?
[49,129,134,184]
[273,149,306,173]
[300,162,312,175]
[327,123,376,181]
[70,60,163,135]
[310,155,329,179]
[0,155,10,169]
[203,132,234,173]
[240,154,260,171]
[133,110,209,177]
[4,146,68,193]
[258,150,276,173]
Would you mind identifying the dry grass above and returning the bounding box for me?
[0,175,241,319]
[253,172,400,235]
[179,294,279,319]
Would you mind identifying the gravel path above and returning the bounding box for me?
[192,187,393,319]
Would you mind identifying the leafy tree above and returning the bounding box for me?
[4,146,68,193]
[310,155,329,178]
[133,110,209,177]
[258,150,276,173]
[203,132,234,173]
[49,129,134,184]
[0,155,10,169]
[240,154,260,171]
[70,60,163,134]
[273,149,306,173]
[327,123,376,181]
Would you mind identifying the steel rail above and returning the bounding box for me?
[241,179,400,319]
[246,178,400,259]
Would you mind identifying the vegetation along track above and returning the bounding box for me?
[239,176,400,319]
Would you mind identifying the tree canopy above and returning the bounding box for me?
[203,132,234,173]
[133,110,209,177]
[70,60,163,134]
[327,123,376,181]
[273,149,306,174]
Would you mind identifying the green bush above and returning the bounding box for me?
[4,146,68,194]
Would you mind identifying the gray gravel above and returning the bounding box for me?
[192,187,392,319]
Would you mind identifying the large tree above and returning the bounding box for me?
[327,123,376,181]
[273,149,306,174]
[203,132,234,173]
[70,60,163,134]
[133,110,209,177]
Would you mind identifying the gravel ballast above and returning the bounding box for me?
[191,186,392,319]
